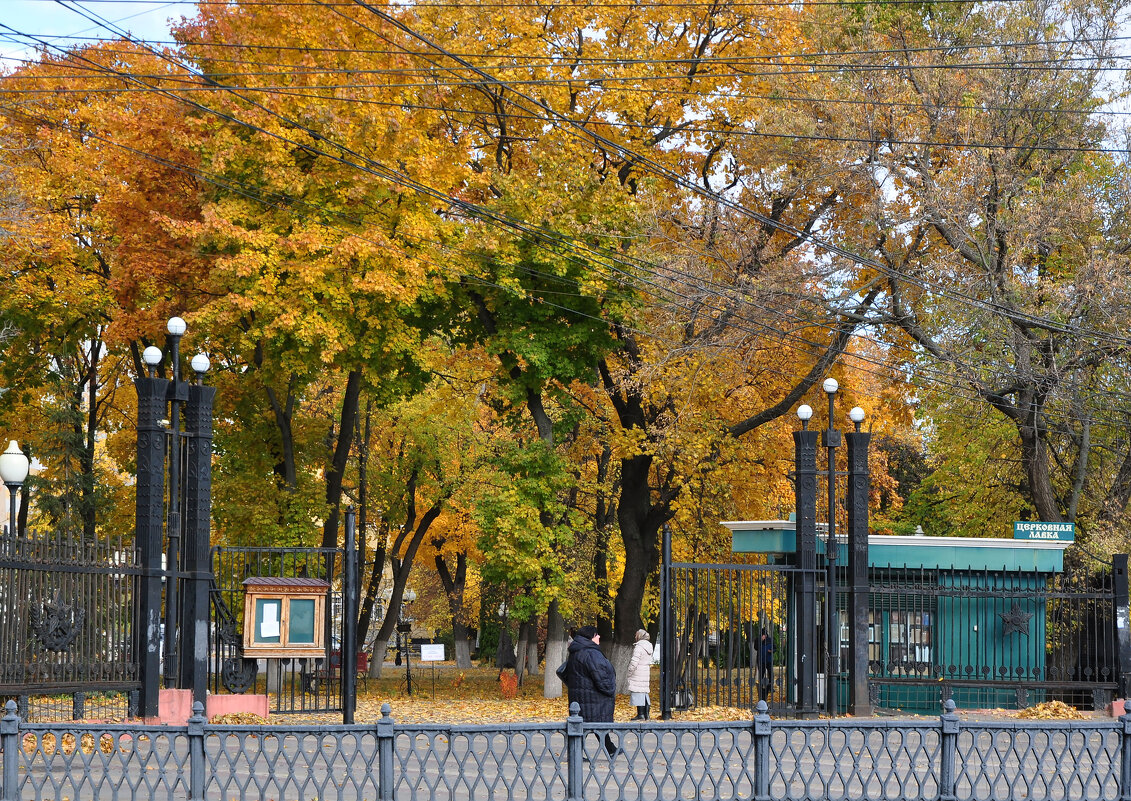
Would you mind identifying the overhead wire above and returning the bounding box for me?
[11,3,1131,380]
[333,0,1131,344]
[8,7,1131,432]
[2,87,1126,439]
[14,1,1128,344]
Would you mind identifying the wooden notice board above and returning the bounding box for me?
[241,577,330,658]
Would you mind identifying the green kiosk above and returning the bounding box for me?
[722,519,1112,712]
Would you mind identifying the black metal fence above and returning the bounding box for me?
[209,546,346,714]
[0,528,140,717]
[668,562,805,714]
[867,561,1118,713]
[3,698,1129,800]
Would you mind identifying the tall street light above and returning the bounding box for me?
[0,440,30,536]
[822,377,841,717]
[401,588,417,695]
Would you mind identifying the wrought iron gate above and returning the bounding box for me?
[210,546,346,714]
[866,555,1119,712]
[0,528,140,719]
[666,562,818,715]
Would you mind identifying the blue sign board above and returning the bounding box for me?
[1013,521,1074,541]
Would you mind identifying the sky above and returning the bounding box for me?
[0,1,180,67]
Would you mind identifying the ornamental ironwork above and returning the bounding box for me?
[29,593,86,652]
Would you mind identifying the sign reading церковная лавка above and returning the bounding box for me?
[1012,521,1075,541]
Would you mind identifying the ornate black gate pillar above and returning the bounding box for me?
[134,319,214,719]
[1114,554,1131,700]
[179,374,215,706]
[794,408,819,718]
[845,409,871,717]
[135,374,169,719]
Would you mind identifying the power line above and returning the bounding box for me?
[332,0,1131,344]
[4,86,1130,435]
[15,3,1129,351]
[8,9,1131,425]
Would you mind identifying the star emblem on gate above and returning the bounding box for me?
[999,603,1033,637]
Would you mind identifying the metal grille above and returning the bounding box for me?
[953,723,1120,801]
[210,546,346,714]
[0,528,139,704]
[768,721,941,800]
[393,725,566,799]
[205,726,380,800]
[12,722,189,799]
[669,562,810,713]
[4,699,1130,801]
[582,723,756,800]
[868,564,1117,712]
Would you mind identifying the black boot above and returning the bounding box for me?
[643,700,650,720]
[631,706,645,721]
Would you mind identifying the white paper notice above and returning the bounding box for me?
[260,602,281,638]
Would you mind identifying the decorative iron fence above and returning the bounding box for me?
[209,546,346,714]
[4,698,1128,800]
[0,528,140,714]
[668,562,807,714]
[867,562,1118,713]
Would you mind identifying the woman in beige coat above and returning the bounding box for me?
[627,629,654,720]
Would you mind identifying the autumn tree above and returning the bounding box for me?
[822,0,1131,537]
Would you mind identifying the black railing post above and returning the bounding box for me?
[753,700,771,801]
[2,700,18,801]
[342,507,359,724]
[846,421,871,718]
[180,381,215,707]
[566,701,584,801]
[661,522,673,720]
[377,703,394,801]
[1121,700,1131,801]
[135,375,170,719]
[187,701,206,801]
[72,692,85,721]
[1114,556,1131,701]
[939,698,959,801]
[795,426,819,718]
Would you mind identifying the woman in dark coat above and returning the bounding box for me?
[558,625,618,755]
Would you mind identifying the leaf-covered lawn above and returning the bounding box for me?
[219,665,753,725]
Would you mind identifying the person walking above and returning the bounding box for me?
[558,625,618,755]
[627,629,653,720]
[759,629,774,700]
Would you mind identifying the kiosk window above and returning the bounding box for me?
[289,599,316,644]
[255,599,282,644]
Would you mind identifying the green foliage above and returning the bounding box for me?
[473,439,577,620]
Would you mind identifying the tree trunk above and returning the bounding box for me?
[452,620,473,669]
[515,620,531,687]
[1019,415,1064,522]
[543,600,566,698]
[322,369,362,549]
[436,550,472,668]
[526,620,540,676]
[82,343,99,541]
[611,452,663,691]
[368,634,391,678]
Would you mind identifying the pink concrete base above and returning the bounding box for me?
[206,694,269,720]
[139,688,194,725]
[1110,698,1129,717]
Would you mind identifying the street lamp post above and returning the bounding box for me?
[401,589,417,696]
[0,440,30,537]
[794,403,819,717]
[822,378,841,717]
[163,316,187,689]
